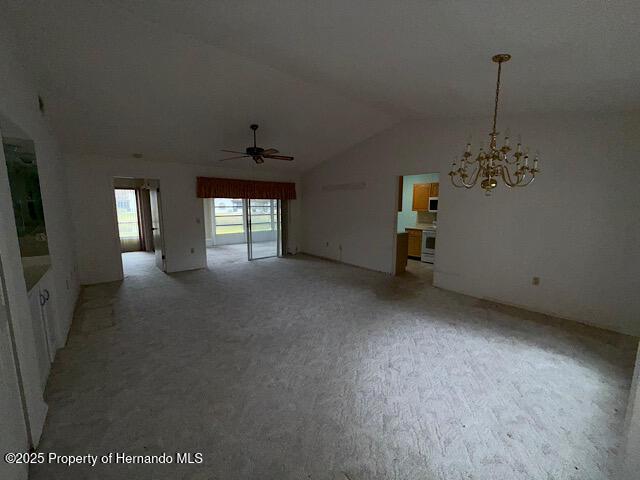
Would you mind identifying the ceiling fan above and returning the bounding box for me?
[220,124,294,164]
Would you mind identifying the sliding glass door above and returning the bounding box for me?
[246,199,281,260]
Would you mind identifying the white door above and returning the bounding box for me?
[0,262,30,478]
[149,187,166,272]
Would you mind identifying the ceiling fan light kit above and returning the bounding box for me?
[220,124,294,164]
[449,53,540,195]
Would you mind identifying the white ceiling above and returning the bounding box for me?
[4,0,640,172]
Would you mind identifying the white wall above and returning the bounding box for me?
[66,154,301,284]
[0,25,79,479]
[301,112,640,336]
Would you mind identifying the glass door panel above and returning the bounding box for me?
[246,199,280,260]
[213,198,246,245]
[114,188,141,252]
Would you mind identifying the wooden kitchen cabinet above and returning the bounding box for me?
[412,182,439,211]
[412,183,430,211]
[406,228,422,258]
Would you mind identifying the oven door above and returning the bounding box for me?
[421,230,436,263]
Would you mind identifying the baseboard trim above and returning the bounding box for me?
[298,251,391,275]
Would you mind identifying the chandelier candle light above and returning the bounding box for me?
[449,54,540,195]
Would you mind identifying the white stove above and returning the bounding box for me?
[421,228,436,263]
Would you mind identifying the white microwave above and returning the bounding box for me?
[428,197,438,212]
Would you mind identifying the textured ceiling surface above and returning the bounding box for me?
[3,0,640,171]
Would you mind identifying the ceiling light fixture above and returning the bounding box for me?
[449,54,540,195]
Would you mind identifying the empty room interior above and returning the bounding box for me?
[1,1,640,479]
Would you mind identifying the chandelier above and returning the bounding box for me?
[449,54,539,195]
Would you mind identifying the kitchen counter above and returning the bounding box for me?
[405,223,436,231]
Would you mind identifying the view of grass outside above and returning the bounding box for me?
[213,198,277,235]
[249,199,277,233]
[115,189,140,239]
[214,198,244,235]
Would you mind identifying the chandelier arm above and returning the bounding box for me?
[461,164,482,188]
[502,165,537,188]
[500,165,520,187]
[515,174,536,187]
[450,175,466,189]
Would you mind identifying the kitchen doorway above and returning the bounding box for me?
[393,173,439,281]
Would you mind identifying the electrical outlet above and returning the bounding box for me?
[532,276,540,286]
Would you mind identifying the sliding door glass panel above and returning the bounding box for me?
[114,189,141,252]
[247,199,279,259]
[213,198,246,245]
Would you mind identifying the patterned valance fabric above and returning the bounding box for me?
[196,177,296,200]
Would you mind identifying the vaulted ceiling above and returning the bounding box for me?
[4,0,640,172]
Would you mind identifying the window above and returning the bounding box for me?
[114,189,140,240]
[249,199,277,232]
[214,198,244,235]
[212,198,278,236]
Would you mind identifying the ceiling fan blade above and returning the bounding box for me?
[219,155,251,161]
[262,148,279,155]
[221,149,246,154]
[263,154,294,161]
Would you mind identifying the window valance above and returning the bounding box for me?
[196,177,296,200]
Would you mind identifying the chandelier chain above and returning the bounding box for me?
[492,61,502,134]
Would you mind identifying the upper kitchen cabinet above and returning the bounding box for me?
[412,182,439,211]
[412,183,430,211]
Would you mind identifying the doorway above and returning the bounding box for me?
[204,198,283,265]
[113,178,166,276]
[393,173,439,281]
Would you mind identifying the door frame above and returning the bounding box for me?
[392,173,441,275]
[149,185,167,272]
[112,177,166,274]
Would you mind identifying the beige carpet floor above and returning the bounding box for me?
[31,251,638,479]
